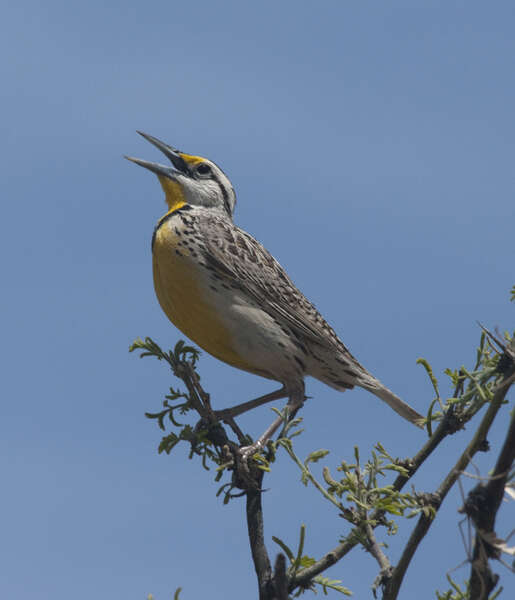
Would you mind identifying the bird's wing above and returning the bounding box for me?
[198,216,426,427]
[200,214,350,352]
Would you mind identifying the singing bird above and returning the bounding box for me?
[126,132,424,450]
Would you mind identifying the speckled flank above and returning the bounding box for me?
[152,210,269,375]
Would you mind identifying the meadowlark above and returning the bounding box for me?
[126,132,424,450]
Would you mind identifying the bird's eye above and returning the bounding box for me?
[196,163,211,175]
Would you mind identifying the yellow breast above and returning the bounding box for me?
[152,217,259,374]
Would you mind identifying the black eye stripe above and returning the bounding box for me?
[211,173,232,215]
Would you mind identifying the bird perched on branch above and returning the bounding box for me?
[126,132,424,453]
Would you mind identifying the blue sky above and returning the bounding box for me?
[1,1,514,598]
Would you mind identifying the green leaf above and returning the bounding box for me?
[425,396,441,436]
[272,536,295,562]
[292,524,306,572]
[129,337,145,353]
[374,442,394,461]
[298,555,316,567]
[305,449,330,465]
[313,575,352,596]
[416,357,440,399]
[383,464,410,476]
[444,367,460,385]
[378,503,404,516]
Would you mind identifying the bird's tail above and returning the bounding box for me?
[359,377,425,429]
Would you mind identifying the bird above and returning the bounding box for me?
[126,132,424,452]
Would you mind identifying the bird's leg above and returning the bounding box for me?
[215,386,288,421]
[239,385,305,460]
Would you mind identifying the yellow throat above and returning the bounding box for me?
[158,175,186,213]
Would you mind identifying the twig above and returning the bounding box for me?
[365,521,393,597]
[221,414,248,445]
[177,362,254,446]
[292,373,514,596]
[383,372,515,600]
[365,524,391,573]
[389,408,461,493]
[290,409,460,592]
[290,541,352,592]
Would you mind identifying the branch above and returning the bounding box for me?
[246,470,273,600]
[468,406,515,599]
[272,554,289,600]
[383,372,515,600]
[133,329,513,598]
[290,407,462,592]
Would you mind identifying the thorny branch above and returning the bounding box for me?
[383,370,515,600]
[247,470,291,600]
[291,334,514,596]
[131,323,514,599]
[467,404,515,599]
[246,470,273,600]
[289,387,471,593]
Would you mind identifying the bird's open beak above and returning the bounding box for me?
[125,131,190,179]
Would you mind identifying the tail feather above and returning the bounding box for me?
[307,350,425,428]
[360,379,425,429]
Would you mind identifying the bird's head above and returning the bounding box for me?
[126,131,236,217]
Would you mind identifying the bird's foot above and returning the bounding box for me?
[239,439,267,461]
